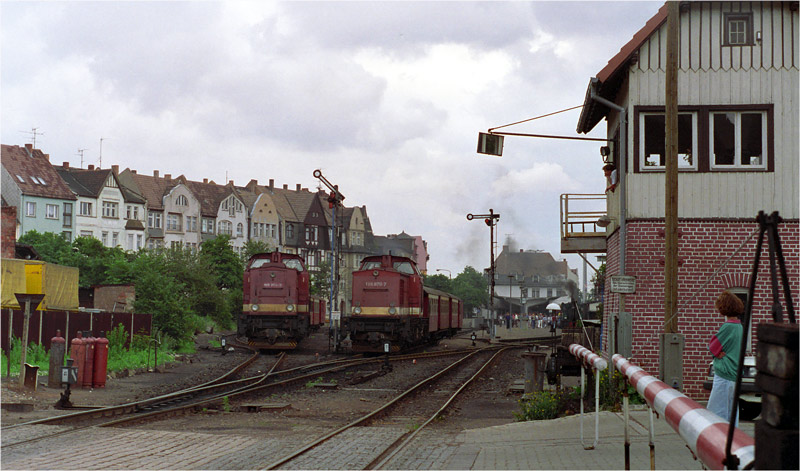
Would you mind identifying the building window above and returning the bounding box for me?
[711,111,767,169]
[62,231,72,242]
[236,223,244,237]
[126,205,139,220]
[724,13,753,46]
[202,218,215,234]
[176,195,188,206]
[102,201,119,218]
[166,213,182,232]
[640,112,697,170]
[148,211,162,229]
[136,234,143,250]
[305,226,318,244]
[63,203,72,227]
[80,230,93,238]
[287,223,294,239]
[112,232,119,247]
[105,175,118,188]
[547,288,553,297]
[218,220,232,236]
[186,216,198,232]
[45,204,59,219]
[25,201,36,217]
[102,231,109,246]
[79,201,93,216]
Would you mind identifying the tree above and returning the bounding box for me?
[17,230,75,265]
[452,266,488,315]
[422,273,452,293]
[310,259,331,298]
[241,239,272,263]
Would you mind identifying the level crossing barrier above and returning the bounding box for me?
[612,353,754,470]
[568,344,607,449]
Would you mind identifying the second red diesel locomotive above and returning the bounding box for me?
[346,254,462,352]
[239,251,325,349]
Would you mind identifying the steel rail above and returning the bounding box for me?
[367,347,511,470]
[264,348,493,470]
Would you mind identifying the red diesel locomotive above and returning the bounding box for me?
[346,254,462,352]
[239,251,325,349]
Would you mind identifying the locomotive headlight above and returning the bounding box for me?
[353,306,362,314]
[388,307,397,315]
[286,304,295,312]
[251,304,259,311]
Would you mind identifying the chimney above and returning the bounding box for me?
[283,184,288,190]
[502,244,508,253]
[154,170,159,178]
[165,174,171,180]
[88,164,95,170]
[302,187,308,192]
[112,165,119,174]
[248,179,257,187]
[63,162,70,169]
[269,179,274,188]
[44,154,50,161]
[228,180,234,186]
[131,170,137,174]
[203,178,208,184]
[296,184,301,191]
[520,249,524,253]
[24,143,33,153]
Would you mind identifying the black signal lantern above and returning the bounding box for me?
[328,191,337,209]
[485,218,492,226]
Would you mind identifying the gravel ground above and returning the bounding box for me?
[1,328,540,435]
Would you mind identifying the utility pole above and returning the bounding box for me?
[661,0,684,390]
[99,137,106,168]
[467,209,500,338]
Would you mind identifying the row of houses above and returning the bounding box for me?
[1,143,429,313]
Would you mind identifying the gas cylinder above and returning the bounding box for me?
[81,331,95,389]
[92,332,109,388]
[70,332,86,388]
[49,330,66,388]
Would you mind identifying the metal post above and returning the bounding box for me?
[649,406,656,470]
[329,203,336,347]
[466,210,500,339]
[19,299,31,387]
[624,391,631,470]
[7,308,12,378]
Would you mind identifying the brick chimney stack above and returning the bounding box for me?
[203,178,208,184]
[1,206,17,259]
[165,174,171,181]
[269,179,274,189]
[63,162,70,169]
[283,184,288,190]
[154,170,159,178]
[24,143,33,153]
[44,154,50,161]
[112,165,119,174]
[296,184,301,191]
[88,164,95,170]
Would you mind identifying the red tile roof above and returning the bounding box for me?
[1,144,76,200]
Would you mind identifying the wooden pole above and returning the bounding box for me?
[665,1,679,334]
[19,300,30,387]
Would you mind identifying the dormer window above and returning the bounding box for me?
[176,195,188,206]
[724,13,753,46]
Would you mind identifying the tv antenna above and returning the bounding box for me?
[20,127,44,148]
[76,149,87,168]
[99,137,108,168]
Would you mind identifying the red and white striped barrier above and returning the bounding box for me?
[612,354,754,470]
[568,344,608,371]
[568,344,607,450]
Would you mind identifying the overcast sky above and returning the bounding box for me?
[1,1,662,291]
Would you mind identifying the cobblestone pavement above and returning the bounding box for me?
[2,411,755,470]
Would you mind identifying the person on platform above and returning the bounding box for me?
[707,290,744,427]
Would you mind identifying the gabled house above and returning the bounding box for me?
[575,1,799,398]
[493,246,578,315]
[55,163,146,249]
[242,179,281,252]
[215,182,249,254]
[1,144,77,240]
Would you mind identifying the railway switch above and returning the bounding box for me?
[56,358,78,409]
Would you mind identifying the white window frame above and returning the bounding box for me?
[79,201,93,217]
[25,201,36,217]
[709,110,768,170]
[102,201,119,218]
[166,213,182,232]
[176,195,188,206]
[639,111,698,171]
[148,211,163,229]
[45,204,59,219]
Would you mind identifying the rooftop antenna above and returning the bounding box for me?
[99,137,107,168]
[77,149,87,168]
[19,127,44,148]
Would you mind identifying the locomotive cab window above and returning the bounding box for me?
[283,259,304,272]
[361,261,382,271]
[393,261,417,275]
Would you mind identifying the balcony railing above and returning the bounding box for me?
[560,194,607,253]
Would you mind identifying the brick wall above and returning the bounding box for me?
[603,218,800,400]
[1,206,17,259]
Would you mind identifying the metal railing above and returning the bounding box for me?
[559,194,607,239]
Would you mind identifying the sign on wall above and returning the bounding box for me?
[609,275,636,294]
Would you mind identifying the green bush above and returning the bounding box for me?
[599,367,645,407]
[0,336,52,376]
[515,390,561,421]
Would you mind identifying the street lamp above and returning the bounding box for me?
[466,209,500,338]
[436,268,451,279]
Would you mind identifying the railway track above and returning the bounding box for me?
[264,346,514,470]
